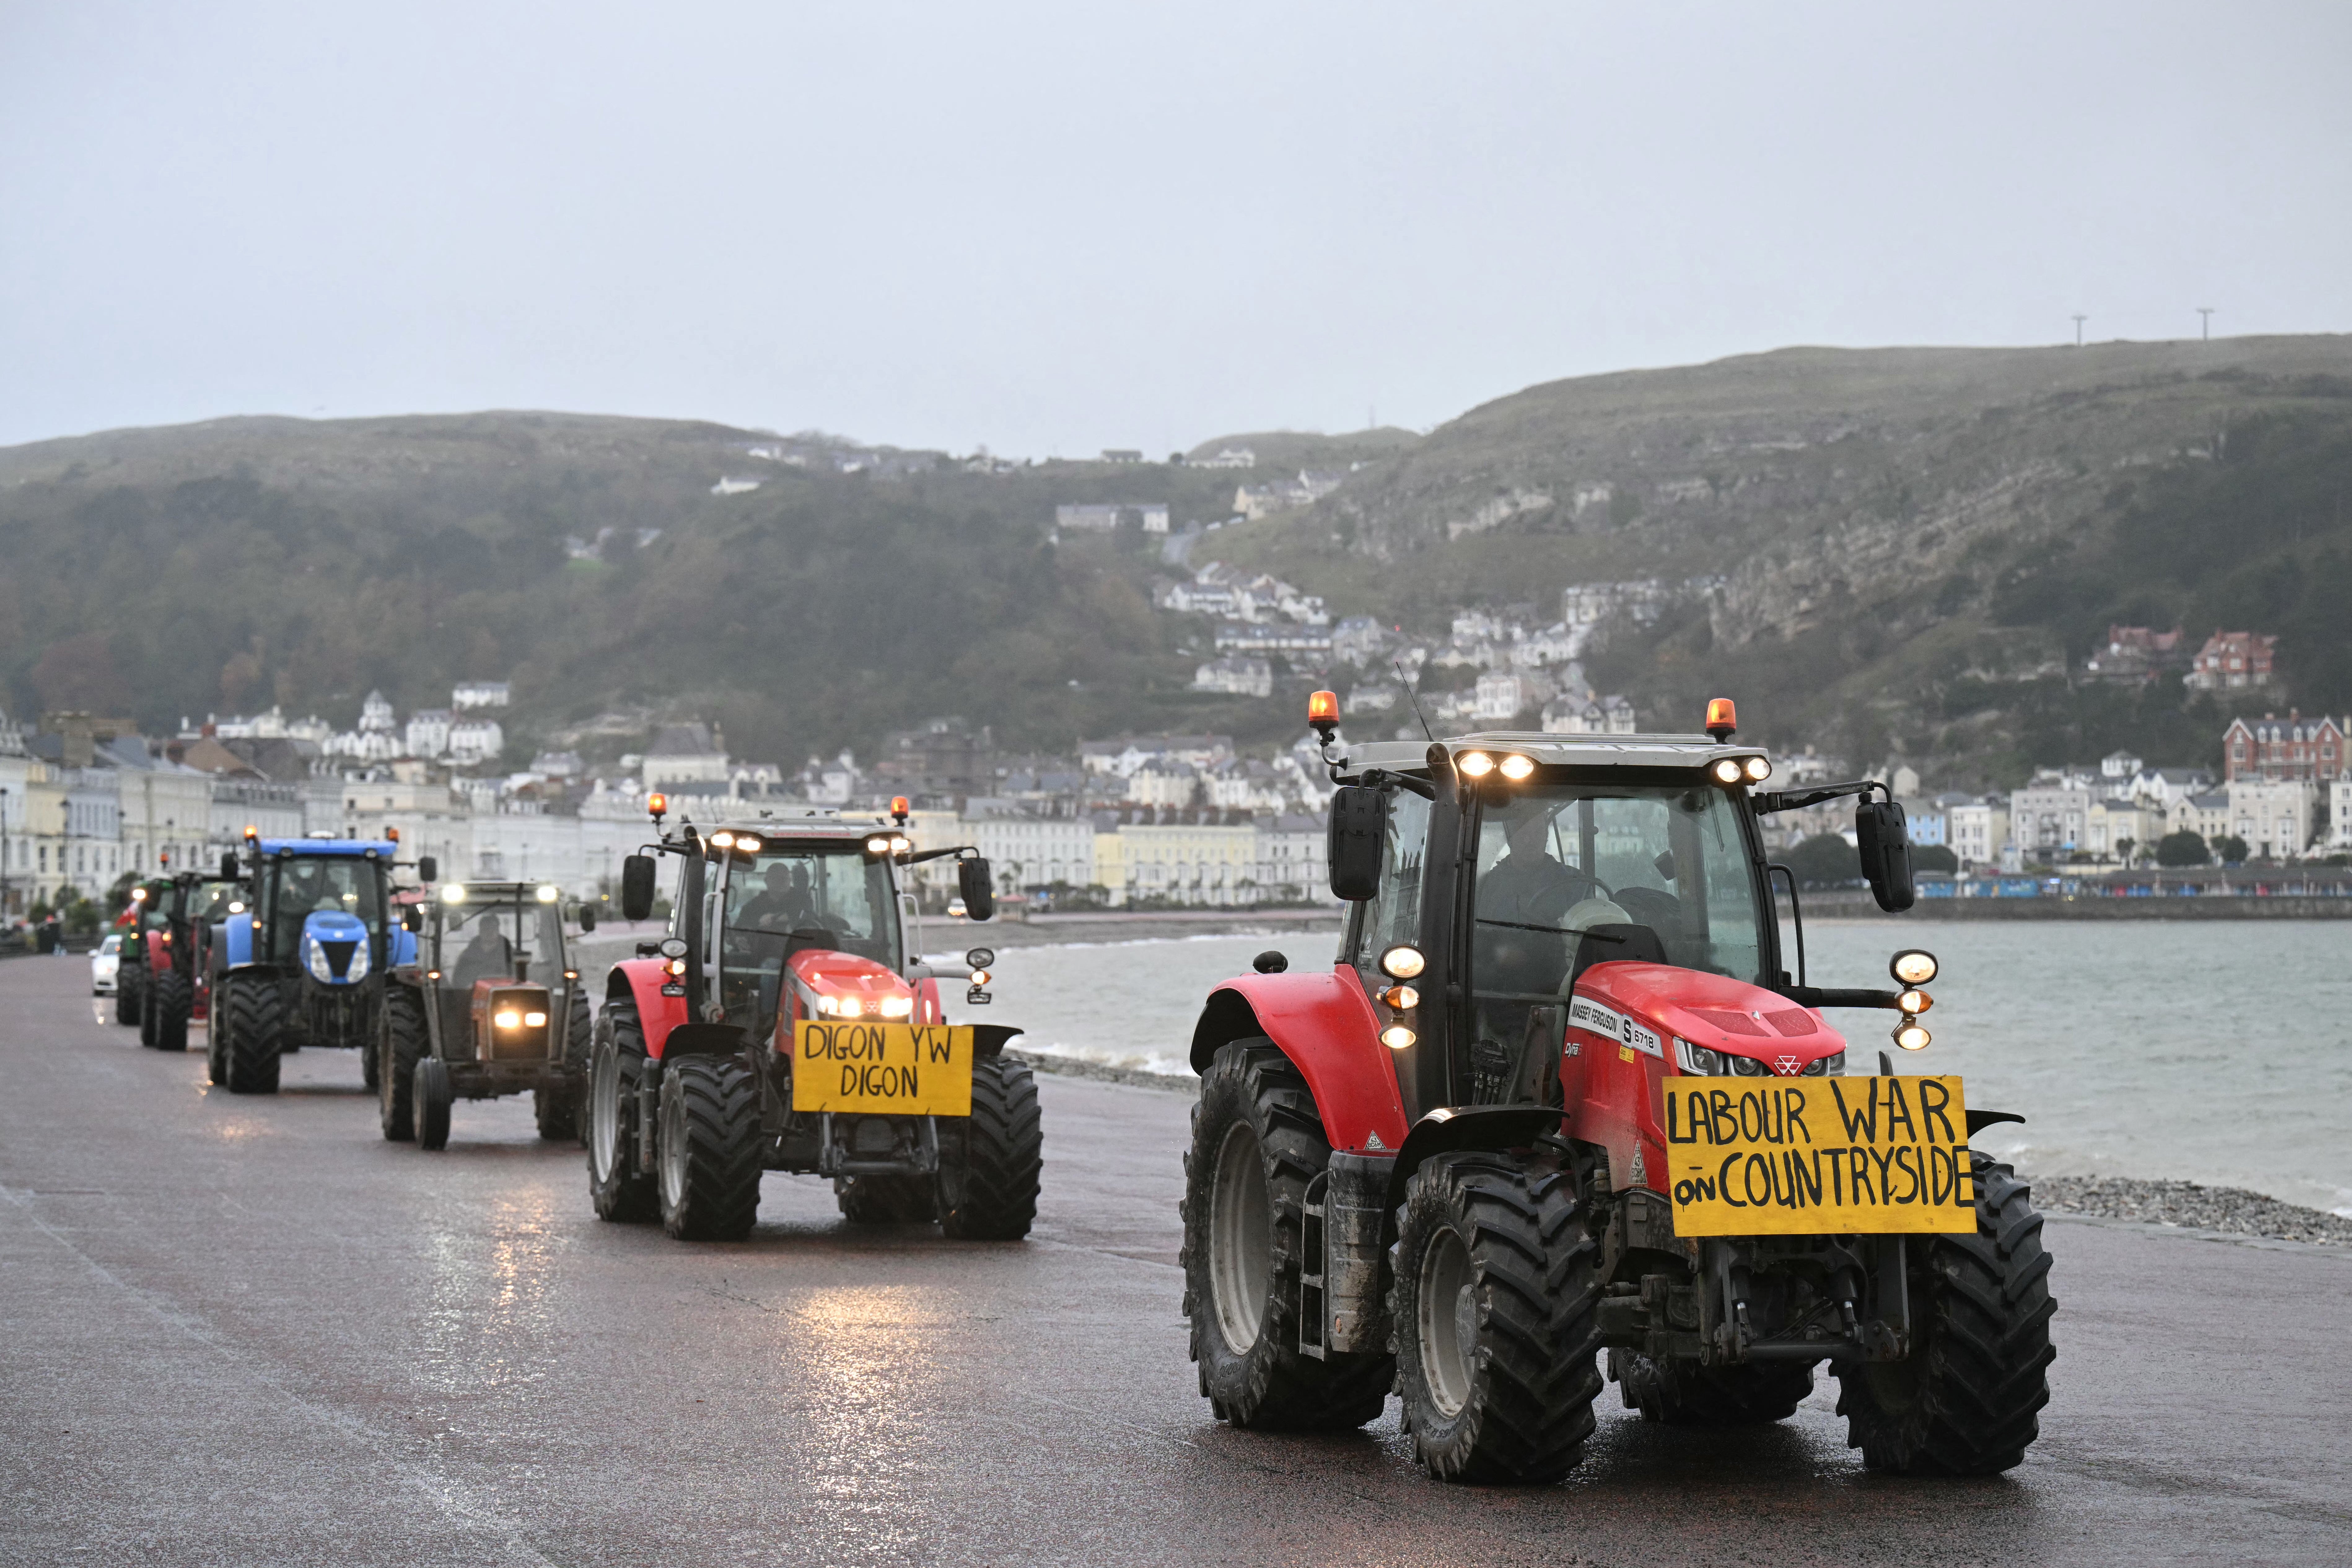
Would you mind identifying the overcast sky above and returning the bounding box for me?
[4,2,2348,457]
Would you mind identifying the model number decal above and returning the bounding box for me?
[1623,1019,1663,1058]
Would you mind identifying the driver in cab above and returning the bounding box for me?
[1476,807,1632,1001]
[735,864,816,933]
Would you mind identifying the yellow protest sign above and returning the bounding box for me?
[1660,1075,1976,1237]
[791,1022,974,1116]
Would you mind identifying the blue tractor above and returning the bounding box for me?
[205,833,427,1095]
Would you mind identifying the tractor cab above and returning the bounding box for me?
[1179,694,2051,1485]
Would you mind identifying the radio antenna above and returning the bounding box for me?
[1395,658,1435,743]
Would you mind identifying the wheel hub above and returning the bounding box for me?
[1417,1224,1477,1418]
[1208,1121,1272,1355]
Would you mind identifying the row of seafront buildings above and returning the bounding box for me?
[0,706,1336,918]
[1774,713,2352,872]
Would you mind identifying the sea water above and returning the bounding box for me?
[944,921,2352,1215]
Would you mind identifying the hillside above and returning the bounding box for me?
[1208,336,2352,778]
[6,337,2351,783]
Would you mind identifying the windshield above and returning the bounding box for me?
[1470,783,1768,1011]
[718,844,902,1022]
[434,898,566,988]
[260,855,388,964]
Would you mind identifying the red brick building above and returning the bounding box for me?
[2223,710,2348,782]
[2187,631,2277,691]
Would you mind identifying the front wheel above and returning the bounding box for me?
[587,1008,657,1223]
[1182,1038,1393,1430]
[150,969,191,1053]
[413,1056,453,1150]
[116,972,142,1027]
[380,989,425,1141]
[1391,1152,1602,1483]
[222,976,282,1095]
[937,1055,1042,1240]
[656,1056,762,1241]
[1835,1154,2056,1475]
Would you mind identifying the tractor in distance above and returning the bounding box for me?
[204,830,426,1095]
[379,878,598,1150]
[1180,692,2053,1482]
[586,795,1043,1243]
[120,859,244,1051]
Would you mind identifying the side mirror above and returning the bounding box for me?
[620,855,658,922]
[957,856,997,922]
[1856,799,1917,913]
[1327,786,1388,901]
[577,902,598,933]
[418,855,438,885]
[219,852,239,882]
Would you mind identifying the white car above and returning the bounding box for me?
[91,932,123,995]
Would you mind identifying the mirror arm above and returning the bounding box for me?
[1360,768,1436,800]
[1754,779,1888,815]
[903,846,974,865]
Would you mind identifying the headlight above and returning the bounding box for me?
[710,831,735,849]
[1496,754,1534,781]
[523,1010,547,1027]
[735,836,762,855]
[1673,1037,1724,1075]
[495,1009,522,1028]
[1891,949,1938,985]
[968,968,991,986]
[877,995,913,1019]
[1802,1051,1846,1076]
[865,835,892,856]
[1894,1022,1932,1052]
[536,884,559,903]
[1456,751,1494,778]
[815,994,846,1017]
[1710,758,1743,785]
[307,941,334,983]
[1379,944,1426,980]
[440,883,468,904]
[345,940,370,983]
[1380,1025,1416,1049]
[1743,756,1771,782]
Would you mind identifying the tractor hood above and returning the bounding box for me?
[788,948,914,1021]
[300,911,372,986]
[1573,962,1845,1076]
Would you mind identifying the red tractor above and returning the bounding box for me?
[1180,695,2053,1482]
[120,860,243,1052]
[586,799,1042,1243]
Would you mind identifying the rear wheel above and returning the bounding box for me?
[838,1173,939,1224]
[204,975,227,1084]
[937,1054,1042,1240]
[413,1056,453,1150]
[1392,1151,1602,1483]
[116,970,142,1026]
[588,1006,657,1223]
[1610,1350,1815,1426]
[222,976,282,1095]
[1835,1154,2056,1475]
[656,1056,762,1241]
[534,989,591,1141]
[150,969,191,1053]
[1182,1038,1393,1430]
[379,988,425,1141]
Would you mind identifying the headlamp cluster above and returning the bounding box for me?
[812,991,915,1019]
[708,831,765,856]
[1889,949,1938,1051]
[1453,751,1535,782]
[1375,944,1425,1049]
[1708,755,1773,787]
[863,833,912,858]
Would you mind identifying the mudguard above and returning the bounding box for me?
[1385,1105,1565,1213]
[1189,967,1407,1157]
[609,957,690,1058]
[220,913,259,969]
[389,927,418,968]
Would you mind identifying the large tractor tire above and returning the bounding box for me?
[116,971,142,1027]
[1391,1151,1603,1483]
[1835,1154,2056,1475]
[1183,1038,1394,1431]
[205,978,227,1084]
[937,1054,1042,1240]
[149,969,192,1053]
[655,1056,762,1241]
[379,988,426,1141]
[1610,1350,1815,1426]
[838,1173,940,1224]
[533,990,593,1143]
[413,1056,453,1150]
[221,976,283,1095]
[587,1007,657,1223]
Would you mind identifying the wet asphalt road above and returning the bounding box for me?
[4,956,2350,1567]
